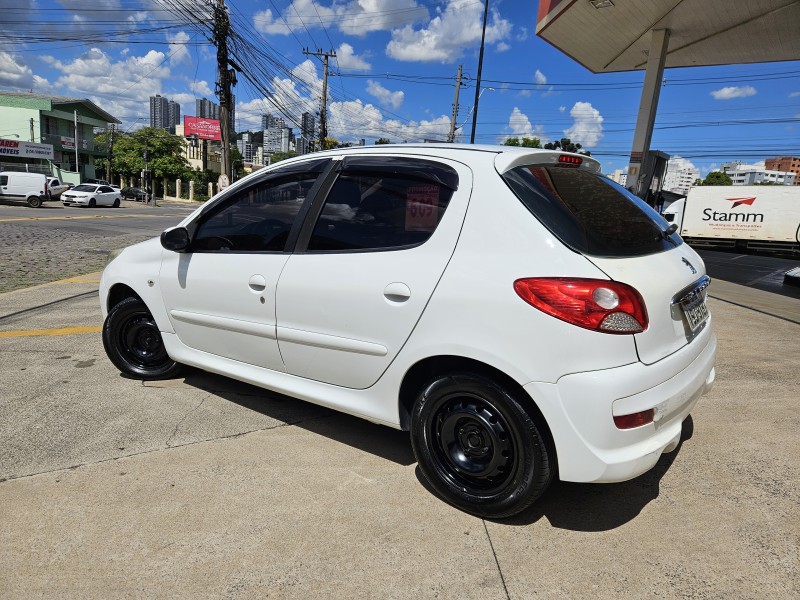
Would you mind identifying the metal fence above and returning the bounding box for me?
[0,162,51,175]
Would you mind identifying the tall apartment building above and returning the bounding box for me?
[297,111,315,155]
[236,132,254,163]
[149,95,180,132]
[662,158,700,196]
[197,97,235,133]
[765,156,800,185]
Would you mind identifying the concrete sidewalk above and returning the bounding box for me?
[0,276,797,598]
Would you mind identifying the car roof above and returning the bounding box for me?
[271,143,601,174]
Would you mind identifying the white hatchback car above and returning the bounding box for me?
[62,184,121,208]
[100,145,716,517]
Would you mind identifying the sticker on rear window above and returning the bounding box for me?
[406,184,439,231]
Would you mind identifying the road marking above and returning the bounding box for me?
[54,276,101,284]
[0,214,168,223]
[0,325,102,338]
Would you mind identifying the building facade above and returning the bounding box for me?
[765,156,800,185]
[721,161,795,185]
[0,91,120,184]
[662,158,700,196]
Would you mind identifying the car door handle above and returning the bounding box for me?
[384,282,411,303]
[248,274,267,292]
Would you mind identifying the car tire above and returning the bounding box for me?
[410,373,554,518]
[113,198,120,208]
[27,196,42,208]
[88,198,96,208]
[102,297,183,380]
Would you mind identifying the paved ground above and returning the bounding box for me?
[0,273,797,598]
[0,199,196,293]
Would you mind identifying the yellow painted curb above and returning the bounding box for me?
[0,325,102,338]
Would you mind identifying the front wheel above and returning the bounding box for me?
[411,373,554,518]
[102,297,182,379]
[27,195,42,208]
[88,198,96,208]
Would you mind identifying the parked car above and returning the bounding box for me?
[99,145,717,518]
[0,171,48,207]
[46,177,69,200]
[121,186,147,202]
[62,184,121,208]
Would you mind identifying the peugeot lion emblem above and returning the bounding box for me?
[682,257,698,274]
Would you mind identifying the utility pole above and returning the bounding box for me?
[304,48,336,150]
[470,0,489,144]
[106,124,115,182]
[214,0,234,181]
[29,118,34,142]
[447,65,463,143]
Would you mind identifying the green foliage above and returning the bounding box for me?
[703,171,732,186]
[543,137,590,156]
[102,127,190,181]
[269,152,297,164]
[375,138,391,145]
[504,137,541,148]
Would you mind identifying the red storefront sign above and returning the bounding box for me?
[184,116,222,141]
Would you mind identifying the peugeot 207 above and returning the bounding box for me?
[100,145,716,518]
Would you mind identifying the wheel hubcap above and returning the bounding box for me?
[433,396,514,492]
[121,314,167,367]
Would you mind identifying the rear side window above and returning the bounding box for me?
[307,158,458,252]
[0,176,7,186]
[502,166,681,257]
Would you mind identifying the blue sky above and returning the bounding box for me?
[1,0,798,176]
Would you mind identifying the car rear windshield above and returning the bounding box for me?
[502,165,681,257]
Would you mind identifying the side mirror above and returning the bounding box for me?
[160,227,190,252]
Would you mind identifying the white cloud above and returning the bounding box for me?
[667,156,698,172]
[254,0,428,37]
[386,0,512,63]
[559,106,566,112]
[710,86,757,100]
[500,107,546,143]
[336,43,371,71]
[366,80,404,110]
[167,31,191,66]
[189,80,214,97]
[564,101,604,148]
[235,60,451,143]
[534,70,547,86]
[0,52,48,90]
[789,91,800,98]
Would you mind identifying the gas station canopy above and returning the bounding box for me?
[536,0,800,73]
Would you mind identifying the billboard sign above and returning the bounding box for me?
[0,138,55,160]
[184,116,221,141]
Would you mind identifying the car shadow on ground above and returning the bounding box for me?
[179,368,415,467]
[177,368,692,527]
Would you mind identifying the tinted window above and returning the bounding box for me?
[307,161,457,251]
[73,185,96,192]
[193,171,322,252]
[0,176,7,186]
[502,166,681,257]
[99,186,114,193]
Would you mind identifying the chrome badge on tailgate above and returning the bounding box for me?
[673,276,711,334]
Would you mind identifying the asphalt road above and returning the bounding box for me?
[696,248,800,300]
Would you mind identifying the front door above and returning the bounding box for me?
[159,160,329,371]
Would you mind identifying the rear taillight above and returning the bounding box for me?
[513,278,648,334]
[614,409,655,429]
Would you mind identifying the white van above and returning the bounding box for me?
[0,171,49,208]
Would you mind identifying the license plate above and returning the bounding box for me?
[682,294,709,332]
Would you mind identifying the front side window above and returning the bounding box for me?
[0,176,7,186]
[193,164,326,252]
[307,158,458,252]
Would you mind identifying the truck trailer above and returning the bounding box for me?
[663,185,800,253]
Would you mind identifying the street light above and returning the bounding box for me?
[458,87,495,136]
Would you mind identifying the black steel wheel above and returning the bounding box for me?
[411,373,553,518]
[102,297,182,379]
[88,198,96,208]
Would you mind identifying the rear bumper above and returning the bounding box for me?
[525,322,717,483]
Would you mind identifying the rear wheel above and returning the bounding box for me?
[411,373,554,518]
[27,195,42,208]
[102,297,182,379]
[113,197,120,208]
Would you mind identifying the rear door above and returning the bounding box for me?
[275,155,471,389]
[501,163,708,365]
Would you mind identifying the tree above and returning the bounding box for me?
[543,137,590,156]
[101,127,190,182]
[703,171,732,186]
[504,137,541,148]
[375,137,391,145]
[269,151,297,164]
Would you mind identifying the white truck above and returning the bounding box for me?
[663,185,800,253]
